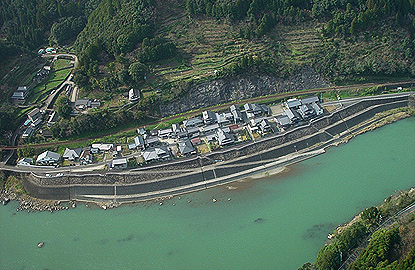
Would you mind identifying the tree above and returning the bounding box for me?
[55,96,72,119]
[128,62,147,83]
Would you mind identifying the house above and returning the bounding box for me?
[230,105,243,123]
[301,96,319,105]
[22,127,35,138]
[249,117,266,127]
[129,88,140,102]
[285,98,302,109]
[133,135,145,150]
[206,133,217,143]
[158,128,174,139]
[183,117,203,128]
[217,128,234,146]
[36,151,61,165]
[33,67,50,83]
[216,112,233,126]
[91,143,114,153]
[79,149,93,165]
[244,103,264,119]
[311,102,323,115]
[275,115,291,128]
[298,104,316,120]
[150,129,158,136]
[259,119,272,133]
[186,127,200,138]
[11,86,29,102]
[202,111,217,124]
[63,148,82,161]
[145,136,160,148]
[47,111,58,126]
[284,108,301,123]
[171,123,181,134]
[142,146,170,162]
[75,99,101,110]
[191,137,202,145]
[27,108,42,123]
[177,131,189,140]
[40,129,52,138]
[178,140,196,156]
[111,158,128,170]
[202,123,220,134]
[137,127,147,136]
[17,158,33,166]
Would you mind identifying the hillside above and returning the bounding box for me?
[1,0,415,140]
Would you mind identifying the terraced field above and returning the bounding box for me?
[152,2,273,86]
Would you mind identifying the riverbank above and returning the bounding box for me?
[304,186,415,270]
[1,104,413,212]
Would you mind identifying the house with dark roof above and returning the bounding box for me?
[298,104,316,120]
[36,150,61,165]
[27,108,42,123]
[259,119,272,134]
[202,111,217,124]
[178,140,196,156]
[11,86,29,102]
[22,126,35,138]
[301,96,319,105]
[285,98,302,109]
[202,123,220,134]
[244,103,264,119]
[158,128,174,139]
[177,130,189,140]
[284,108,301,123]
[145,136,160,148]
[183,117,203,128]
[275,115,291,128]
[186,127,200,138]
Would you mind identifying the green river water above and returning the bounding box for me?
[1,118,415,270]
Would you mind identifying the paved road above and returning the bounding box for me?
[1,82,413,151]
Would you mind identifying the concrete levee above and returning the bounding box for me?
[14,94,410,202]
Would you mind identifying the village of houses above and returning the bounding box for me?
[17,95,324,172]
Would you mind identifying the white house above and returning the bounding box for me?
[63,148,82,161]
[36,151,61,165]
[17,158,33,167]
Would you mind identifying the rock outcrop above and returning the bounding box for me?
[160,66,329,116]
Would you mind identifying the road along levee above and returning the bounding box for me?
[8,94,413,203]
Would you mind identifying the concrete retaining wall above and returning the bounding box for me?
[17,95,410,201]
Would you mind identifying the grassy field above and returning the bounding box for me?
[53,59,73,70]
[27,67,72,104]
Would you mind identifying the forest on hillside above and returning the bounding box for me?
[1,0,415,139]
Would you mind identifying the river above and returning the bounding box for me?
[1,118,414,270]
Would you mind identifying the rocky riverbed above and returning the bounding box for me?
[0,190,73,213]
